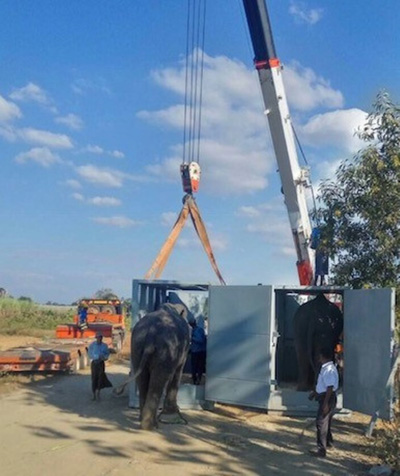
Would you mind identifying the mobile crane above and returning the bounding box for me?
[242,0,317,285]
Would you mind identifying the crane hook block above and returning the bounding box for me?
[180,162,201,194]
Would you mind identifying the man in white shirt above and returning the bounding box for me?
[308,347,339,457]
[88,332,112,400]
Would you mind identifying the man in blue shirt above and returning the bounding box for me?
[88,332,112,400]
[190,319,207,385]
[78,303,88,330]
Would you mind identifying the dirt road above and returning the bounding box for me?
[0,358,378,476]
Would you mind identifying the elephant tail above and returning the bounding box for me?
[112,345,153,396]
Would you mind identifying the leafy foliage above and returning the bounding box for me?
[317,92,400,289]
[93,288,119,299]
[0,298,74,336]
[370,421,400,472]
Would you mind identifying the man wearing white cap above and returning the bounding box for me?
[88,331,112,400]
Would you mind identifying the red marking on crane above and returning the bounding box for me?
[254,58,280,70]
[254,59,268,70]
[297,261,314,286]
[269,58,280,68]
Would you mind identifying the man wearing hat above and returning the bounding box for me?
[88,331,112,400]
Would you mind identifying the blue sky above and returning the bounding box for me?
[1,0,399,304]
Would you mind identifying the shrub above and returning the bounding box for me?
[0,298,74,336]
[372,421,400,472]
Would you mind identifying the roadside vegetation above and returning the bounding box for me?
[317,92,400,313]
[317,91,400,471]
[0,298,74,337]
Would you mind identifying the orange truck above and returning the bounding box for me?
[55,298,126,353]
[0,299,127,373]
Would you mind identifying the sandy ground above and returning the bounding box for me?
[0,335,380,476]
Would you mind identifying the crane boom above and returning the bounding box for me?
[242,0,315,285]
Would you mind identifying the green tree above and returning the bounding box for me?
[18,296,33,302]
[93,288,119,299]
[317,91,400,289]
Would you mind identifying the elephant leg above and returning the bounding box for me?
[295,345,312,391]
[163,362,184,414]
[159,362,188,425]
[136,368,150,418]
[141,370,168,431]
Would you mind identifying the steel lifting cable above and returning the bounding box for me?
[196,0,207,163]
[145,0,226,285]
[182,0,191,166]
[291,124,319,226]
[183,0,207,166]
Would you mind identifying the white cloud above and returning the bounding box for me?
[176,230,228,252]
[18,127,73,149]
[85,144,104,154]
[236,206,261,218]
[72,192,84,201]
[71,78,111,96]
[110,150,125,159]
[314,157,343,185]
[88,196,122,206]
[70,192,121,206]
[161,212,178,227]
[10,83,48,104]
[206,234,228,251]
[237,199,295,256]
[0,125,17,141]
[76,165,124,188]
[55,113,84,131]
[299,108,367,152]
[0,95,22,122]
[147,139,269,197]
[139,51,345,196]
[10,82,56,112]
[92,216,138,228]
[65,179,82,189]
[289,2,323,25]
[284,62,344,111]
[82,145,125,158]
[15,147,62,167]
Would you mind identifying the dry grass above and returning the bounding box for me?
[0,298,74,336]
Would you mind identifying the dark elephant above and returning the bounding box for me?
[293,293,343,391]
[131,302,190,430]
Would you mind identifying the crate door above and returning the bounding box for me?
[205,285,273,409]
[343,288,395,420]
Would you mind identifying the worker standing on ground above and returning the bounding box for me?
[190,318,207,385]
[88,331,112,400]
[308,347,339,457]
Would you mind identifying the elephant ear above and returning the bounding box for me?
[173,304,188,320]
[163,303,189,320]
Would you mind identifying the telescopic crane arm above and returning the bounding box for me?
[242,0,315,285]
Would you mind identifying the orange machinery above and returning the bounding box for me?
[0,299,127,373]
[0,340,89,373]
[55,299,126,353]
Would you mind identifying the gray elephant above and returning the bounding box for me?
[131,302,190,430]
[293,293,343,391]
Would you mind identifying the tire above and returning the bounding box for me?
[101,305,116,314]
[113,335,123,353]
[71,357,80,373]
[88,305,100,314]
[79,350,88,368]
